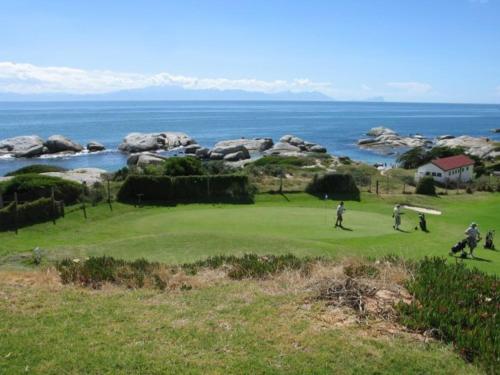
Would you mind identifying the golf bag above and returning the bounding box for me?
[450,239,468,255]
[484,230,495,250]
[419,214,427,232]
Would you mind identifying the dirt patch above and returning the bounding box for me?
[402,205,442,215]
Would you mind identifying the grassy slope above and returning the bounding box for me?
[1,192,499,274]
[0,192,498,373]
[0,274,480,374]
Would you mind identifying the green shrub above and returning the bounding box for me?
[56,256,166,289]
[113,167,130,181]
[415,177,436,195]
[0,197,63,230]
[5,164,67,176]
[306,173,360,199]
[117,174,253,203]
[202,160,236,175]
[163,156,204,176]
[398,258,498,372]
[182,253,315,279]
[0,174,83,204]
[252,156,315,168]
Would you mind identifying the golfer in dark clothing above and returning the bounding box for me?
[335,201,346,228]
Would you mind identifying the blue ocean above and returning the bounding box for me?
[1,101,499,176]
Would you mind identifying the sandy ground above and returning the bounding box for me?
[402,205,442,215]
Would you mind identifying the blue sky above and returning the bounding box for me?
[0,0,499,103]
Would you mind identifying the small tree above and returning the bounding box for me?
[163,156,204,176]
[415,176,436,195]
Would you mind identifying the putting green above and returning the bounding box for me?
[1,192,498,273]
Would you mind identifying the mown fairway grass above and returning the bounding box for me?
[0,192,498,374]
[1,192,499,273]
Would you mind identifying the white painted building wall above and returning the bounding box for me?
[415,163,474,183]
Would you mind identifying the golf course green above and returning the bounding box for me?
[1,192,498,273]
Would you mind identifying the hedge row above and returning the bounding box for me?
[0,174,82,204]
[117,174,253,203]
[0,197,63,230]
[306,173,360,199]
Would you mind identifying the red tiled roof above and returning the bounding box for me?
[431,155,475,171]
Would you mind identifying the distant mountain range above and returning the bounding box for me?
[0,86,334,101]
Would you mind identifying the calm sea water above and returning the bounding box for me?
[1,101,499,176]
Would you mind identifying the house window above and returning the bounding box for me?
[425,172,430,176]
[437,173,442,177]
[432,172,436,176]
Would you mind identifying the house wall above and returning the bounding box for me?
[415,163,473,183]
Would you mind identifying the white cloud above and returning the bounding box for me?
[0,61,333,96]
[386,81,432,94]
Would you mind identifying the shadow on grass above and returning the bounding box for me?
[339,226,353,231]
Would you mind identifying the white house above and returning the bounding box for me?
[415,155,475,183]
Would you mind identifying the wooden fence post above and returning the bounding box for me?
[14,192,18,234]
[0,193,3,209]
[107,178,113,211]
[82,202,87,219]
[376,180,379,195]
[51,187,56,225]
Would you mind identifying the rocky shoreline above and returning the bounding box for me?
[0,135,105,158]
[358,127,499,160]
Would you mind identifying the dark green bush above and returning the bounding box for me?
[306,173,360,199]
[113,167,130,181]
[0,174,83,204]
[5,164,67,176]
[163,156,204,176]
[117,174,253,203]
[398,258,498,373]
[415,176,436,195]
[182,253,315,279]
[202,160,236,175]
[252,156,315,168]
[0,197,63,230]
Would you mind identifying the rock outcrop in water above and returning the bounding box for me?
[358,127,499,160]
[0,135,89,158]
[264,135,327,156]
[87,141,106,152]
[118,132,196,153]
[357,127,430,154]
[0,135,46,158]
[45,135,84,153]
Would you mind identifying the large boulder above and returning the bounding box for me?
[223,151,248,162]
[119,132,196,153]
[87,141,106,152]
[45,135,83,153]
[42,168,107,186]
[195,147,210,159]
[0,135,45,158]
[491,128,500,133]
[273,134,327,155]
[265,142,302,156]
[184,144,202,154]
[127,153,167,168]
[366,127,397,137]
[213,138,273,153]
[210,144,250,159]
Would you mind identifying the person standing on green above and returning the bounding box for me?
[392,204,402,230]
[335,201,346,228]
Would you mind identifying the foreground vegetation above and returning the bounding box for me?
[0,255,486,374]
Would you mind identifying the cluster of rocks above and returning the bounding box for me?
[124,132,328,168]
[118,132,195,153]
[357,127,431,154]
[358,127,499,160]
[0,135,105,158]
